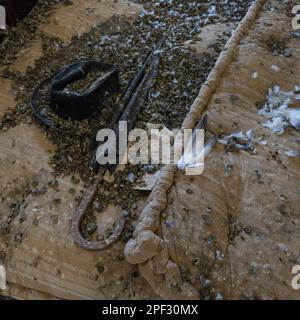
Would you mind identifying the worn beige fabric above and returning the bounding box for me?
[125,0,300,300]
[0,0,156,300]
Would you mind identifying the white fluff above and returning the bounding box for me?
[285,150,300,157]
[262,116,289,135]
[285,108,300,130]
[271,65,280,72]
[259,85,300,134]
[256,137,268,146]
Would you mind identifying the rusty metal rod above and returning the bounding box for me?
[70,40,164,251]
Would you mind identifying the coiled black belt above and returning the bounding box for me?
[31,60,120,130]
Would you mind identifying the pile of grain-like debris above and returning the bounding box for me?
[0,0,254,238]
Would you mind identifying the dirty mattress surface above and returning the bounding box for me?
[125,0,300,300]
[1,0,298,300]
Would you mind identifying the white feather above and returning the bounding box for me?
[285,150,300,157]
[259,85,300,133]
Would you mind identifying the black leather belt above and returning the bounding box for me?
[31,60,120,130]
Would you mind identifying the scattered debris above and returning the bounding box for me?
[0,2,255,243]
[0,1,270,300]
[218,130,255,153]
[258,85,300,134]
